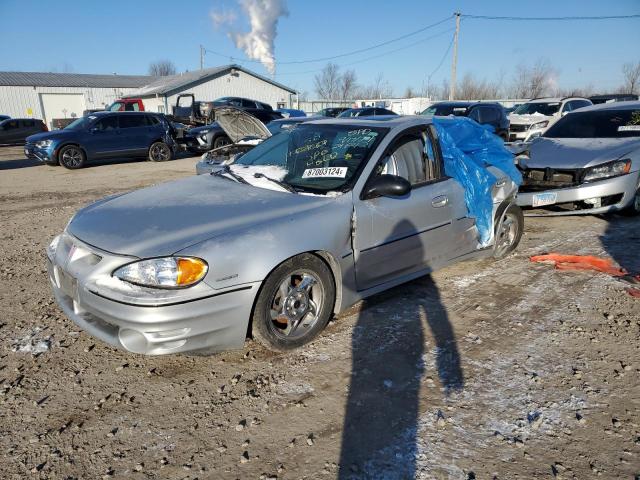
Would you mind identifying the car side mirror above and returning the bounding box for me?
[362,174,411,199]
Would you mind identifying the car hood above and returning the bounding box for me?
[214,107,271,142]
[526,137,640,169]
[68,174,336,258]
[508,113,554,125]
[26,129,73,143]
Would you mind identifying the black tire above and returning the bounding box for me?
[213,135,231,149]
[621,187,640,216]
[252,253,336,352]
[58,145,86,169]
[148,141,172,162]
[493,204,524,259]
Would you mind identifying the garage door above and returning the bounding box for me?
[40,93,85,129]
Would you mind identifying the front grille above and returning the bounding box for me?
[510,124,530,133]
[519,167,584,192]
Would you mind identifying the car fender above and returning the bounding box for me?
[176,195,354,300]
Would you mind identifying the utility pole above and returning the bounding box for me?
[200,45,205,70]
[449,12,461,100]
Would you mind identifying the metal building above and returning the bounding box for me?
[0,65,296,129]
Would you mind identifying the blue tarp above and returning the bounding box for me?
[432,117,522,245]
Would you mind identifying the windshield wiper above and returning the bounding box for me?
[253,172,298,194]
[212,165,250,185]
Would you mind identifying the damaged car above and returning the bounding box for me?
[47,116,522,355]
[195,108,315,175]
[516,101,640,215]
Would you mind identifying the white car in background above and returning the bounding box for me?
[508,97,592,143]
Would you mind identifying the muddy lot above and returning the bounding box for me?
[0,146,638,479]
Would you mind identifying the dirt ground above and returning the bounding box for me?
[1,146,639,480]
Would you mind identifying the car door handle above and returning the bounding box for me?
[432,196,448,208]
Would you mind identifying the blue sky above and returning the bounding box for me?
[1,0,639,96]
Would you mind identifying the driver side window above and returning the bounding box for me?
[378,128,441,186]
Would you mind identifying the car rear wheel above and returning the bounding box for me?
[213,135,231,149]
[622,187,640,216]
[493,204,524,259]
[252,253,335,352]
[148,141,172,162]
[58,145,86,169]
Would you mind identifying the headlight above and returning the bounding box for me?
[36,139,53,148]
[583,159,632,183]
[113,257,208,289]
[530,121,548,130]
[47,235,61,259]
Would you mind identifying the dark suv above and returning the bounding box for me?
[422,101,510,140]
[0,118,47,145]
[24,112,175,169]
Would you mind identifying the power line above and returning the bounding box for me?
[273,28,455,77]
[204,14,454,65]
[461,13,640,21]
[428,31,455,80]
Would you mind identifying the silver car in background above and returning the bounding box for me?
[47,116,522,355]
[517,101,640,215]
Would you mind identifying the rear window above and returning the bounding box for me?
[422,104,469,116]
[544,109,640,138]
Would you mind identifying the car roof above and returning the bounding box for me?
[1,117,43,121]
[528,97,589,103]
[566,100,640,113]
[304,115,430,129]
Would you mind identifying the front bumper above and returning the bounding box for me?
[48,234,259,355]
[516,172,639,215]
[24,143,56,163]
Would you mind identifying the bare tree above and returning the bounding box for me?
[357,73,393,99]
[404,86,416,98]
[314,63,341,99]
[456,72,502,100]
[620,61,640,94]
[338,70,358,101]
[149,60,177,77]
[509,59,556,98]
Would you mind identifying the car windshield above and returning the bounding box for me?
[513,102,561,116]
[338,110,359,117]
[233,124,387,193]
[544,109,640,138]
[107,102,123,112]
[421,104,469,116]
[64,117,92,130]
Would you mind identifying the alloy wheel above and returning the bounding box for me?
[495,213,518,257]
[150,143,170,161]
[269,271,324,339]
[61,148,82,167]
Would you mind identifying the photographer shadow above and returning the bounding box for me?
[339,219,464,478]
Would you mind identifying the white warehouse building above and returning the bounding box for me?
[0,65,297,129]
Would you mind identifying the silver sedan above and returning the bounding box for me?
[47,116,522,354]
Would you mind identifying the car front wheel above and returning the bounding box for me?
[493,204,524,259]
[148,141,172,162]
[58,145,86,169]
[252,253,335,352]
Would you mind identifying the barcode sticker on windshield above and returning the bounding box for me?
[618,125,640,132]
[302,167,348,178]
